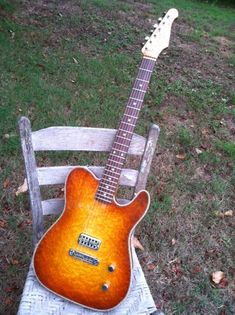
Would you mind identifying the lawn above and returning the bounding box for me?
[0,0,234,314]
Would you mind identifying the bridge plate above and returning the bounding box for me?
[69,249,99,266]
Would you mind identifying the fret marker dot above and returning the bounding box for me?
[113,150,116,154]
[139,84,143,87]
[133,102,137,105]
[121,153,124,157]
[123,133,126,136]
[109,177,111,180]
[111,168,114,171]
[128,119,131,122]
[104,193,106,196]
[106,185,109,189]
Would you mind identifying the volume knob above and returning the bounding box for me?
[102,282,110,291]
[108,264,116,272]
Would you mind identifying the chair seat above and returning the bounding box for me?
[17,248,157,315]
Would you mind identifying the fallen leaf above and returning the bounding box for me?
[215,210,233,218]
[73,57,78,64]
[176,153,186,160]
[195,148,203,154]
[132,236,144,251]
[15,178,28,196]
[0,219,7,228]
[3,178,10,188]
[11,259,19,265]
[171,238,176,245]
[224,210,233,217]
[212,271,224,284]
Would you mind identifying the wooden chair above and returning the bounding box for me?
[17,116,162,315]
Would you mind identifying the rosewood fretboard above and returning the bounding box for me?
[95,57,156,203]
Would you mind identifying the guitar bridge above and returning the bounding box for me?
[78,233,101,250]
[69,249,99,266]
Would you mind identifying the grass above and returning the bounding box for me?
[0,0,235,314]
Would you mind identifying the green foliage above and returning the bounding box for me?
[216,141,235,159]
[178,127,193,148]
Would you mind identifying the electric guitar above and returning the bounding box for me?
[33,8,178,311]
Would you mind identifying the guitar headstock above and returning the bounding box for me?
[142,8,178,59]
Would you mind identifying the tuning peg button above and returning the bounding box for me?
[145,36,150,41]
[153,23,158,28]
[158,17,162,23]
[162,11,166,17]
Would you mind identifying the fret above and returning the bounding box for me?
[102,173,119,181]
[109,153,125,160]
[106,159,123,170]
[130,97,143,102]
[127,105,141,111]
[111,148,126,153]
[139,67,152,72]
[96,188,114,197]
[121,121,135,127]
[95,194,113,203]
[103,170,120,178]
[113,140,129,148]
[136,78,149,83]
[124,113,137,119]
[133,88,145,92]
[99,181,117,189]
[116,135,131,142]
[119,128,133,134]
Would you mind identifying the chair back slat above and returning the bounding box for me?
[32,127,146,155]
[42,198,130,216]
[37,166,138,187]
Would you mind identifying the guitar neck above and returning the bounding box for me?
[95,56,156,203]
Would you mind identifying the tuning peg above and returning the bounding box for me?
[153,23,158,28]
[158,17,162,23]
[145,36,150,41]
[162,11,166,17]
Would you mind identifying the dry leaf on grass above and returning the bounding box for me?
[15,178,28,196]
[0,219,8,228]
[215,210,233,218]
[3,178,10,188]
[195,148,203,154]
[211,271,224,284]
[176,153,186,160]
[171,238,176,245]
[132,236,144,251]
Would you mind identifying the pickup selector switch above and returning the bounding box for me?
[108,264,115,272]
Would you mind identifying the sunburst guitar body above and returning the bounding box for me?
[33,8,178,311]
[34,167,149,310]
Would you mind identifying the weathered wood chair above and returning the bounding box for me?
[17,116,162,315]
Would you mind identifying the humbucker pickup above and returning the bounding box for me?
[69,249,99,266]
[78,233,101,250]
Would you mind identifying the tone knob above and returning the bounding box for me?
[102,283,110,291]
[108,264,115,272]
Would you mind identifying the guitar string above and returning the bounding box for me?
[82,57,156,239]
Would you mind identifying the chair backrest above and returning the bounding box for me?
[19,116,160,246]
